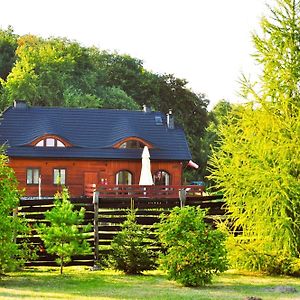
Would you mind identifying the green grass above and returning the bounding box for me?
[0,267,300,300]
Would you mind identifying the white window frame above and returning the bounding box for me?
[53,168,66,185]
[27,168,40,185]
[116,170,133,185]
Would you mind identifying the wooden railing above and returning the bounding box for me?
[85,184,204,199]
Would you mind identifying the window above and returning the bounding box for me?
[119,140,145,149]
[35,138,66,147]
[53,169,66,185]
[116,170,133,185]
[153,170,170,186]
[36,140,44,147]
[155,116,163,125]
[27,168,40,185]
[57,140,65,147]
[46,138,55,147]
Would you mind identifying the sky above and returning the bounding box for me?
[0,0,272,109]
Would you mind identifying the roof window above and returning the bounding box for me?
[155,116,163,125]
[35,138,66,147]
[119,140,145,149]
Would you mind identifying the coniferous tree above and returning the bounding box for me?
[210,0,300,274]
[38,188,91,274]
[110,209,155,274]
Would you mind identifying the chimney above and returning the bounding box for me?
[167,109,175,129]
[143,104,151,113]
[13,100,28,109]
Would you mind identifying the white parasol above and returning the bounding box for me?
[139,146,154,185]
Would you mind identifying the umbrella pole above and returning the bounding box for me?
[130,197,134,210]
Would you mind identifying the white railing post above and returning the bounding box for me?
[92,186,100,270]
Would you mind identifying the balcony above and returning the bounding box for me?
[85,184,204,199]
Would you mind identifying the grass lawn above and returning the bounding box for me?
[0,267,299,300]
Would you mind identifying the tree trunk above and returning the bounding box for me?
[60,257,63,275]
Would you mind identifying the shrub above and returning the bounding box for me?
[0,151,33,274]
[37,187,91,274]
[157,206,228,287]
[109,209,156,274]
[226,235,300,276]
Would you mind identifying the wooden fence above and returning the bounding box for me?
[18,194,225,267]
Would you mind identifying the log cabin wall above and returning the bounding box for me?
[9,158,183,197]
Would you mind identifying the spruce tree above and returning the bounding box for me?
[110,209,155,274]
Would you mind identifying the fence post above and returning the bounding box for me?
[179,188,187,208]
[92,188,100,270]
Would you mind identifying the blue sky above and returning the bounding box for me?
[0,0,272,108]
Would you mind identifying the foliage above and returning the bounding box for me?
[37,187,91,274]
[154,74,210,182]
[210,0,300,273]
[196,100,233,186]
[157,206,228,286]
[97,86,139,110]
[0,149,31,274]
[224,227,300,276]
[109,209,156,274]
[0,26,18,82]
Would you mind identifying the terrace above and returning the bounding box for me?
[85,184,205,199]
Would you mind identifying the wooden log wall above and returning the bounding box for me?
[18,195,225,267]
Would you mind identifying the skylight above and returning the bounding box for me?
[155,116,163,125]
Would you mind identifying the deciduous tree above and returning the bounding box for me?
[0,148,29,274]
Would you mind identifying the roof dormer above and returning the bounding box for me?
[114,137,153,149]
[30,135,72,148]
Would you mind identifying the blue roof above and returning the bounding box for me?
[0,105,191,161]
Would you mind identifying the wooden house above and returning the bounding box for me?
[0,101,193,197]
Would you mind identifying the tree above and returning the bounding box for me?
[210,0,300,274]
[38,188,91,274]
[96,86,139,110]
[1,35,79,109]
[0,34,141,111]
[109,209,155,274]
[157,206,228,286]
[0,148,29,274]
[154,74,209,182]
[0,26,18,81]
[198,100,233,187]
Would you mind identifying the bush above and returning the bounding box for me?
[157,206,228,287]
[226,235,300,276]
[109,209,156,274]
[0,151,33,274]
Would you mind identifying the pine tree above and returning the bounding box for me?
[38,188,91,274]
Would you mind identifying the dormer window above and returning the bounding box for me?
[115,137,152,149]
[35,137,66,147]
[119,140,145,149]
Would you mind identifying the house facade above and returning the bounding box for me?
[0,101,192,197]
